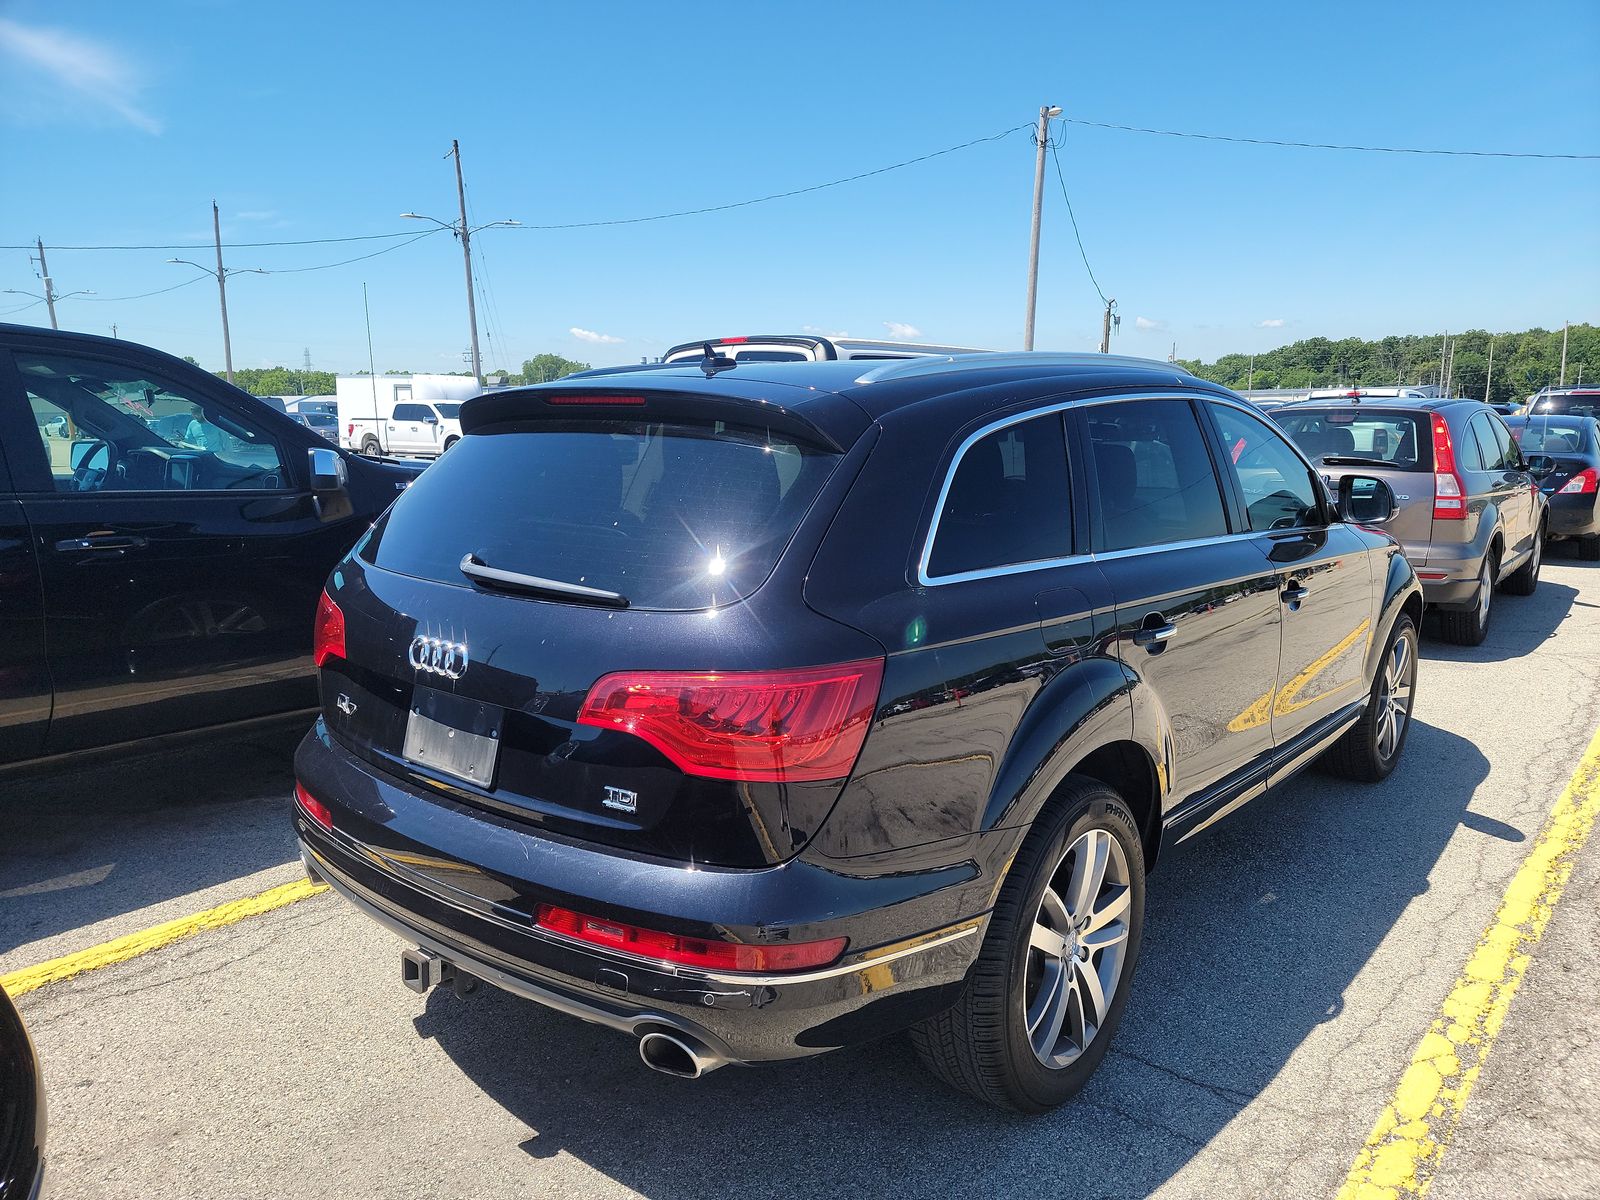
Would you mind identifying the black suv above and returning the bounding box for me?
[295,353,1422,1111]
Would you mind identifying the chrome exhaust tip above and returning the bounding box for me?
[638,1030,723,1079]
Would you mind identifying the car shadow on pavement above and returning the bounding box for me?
[1422,580,1577,663]
[0,723,306,956]
[414,717,1487,1200]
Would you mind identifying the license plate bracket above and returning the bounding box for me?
[403,685,502,787]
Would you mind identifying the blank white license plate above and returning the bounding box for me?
[402,708,499,787]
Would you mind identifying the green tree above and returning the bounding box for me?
[520,354,592,384]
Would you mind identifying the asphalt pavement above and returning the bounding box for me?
[4,550,1598,1200]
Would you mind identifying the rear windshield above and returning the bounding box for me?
[362,419,839,610]
[1531,393,1600,420]
[1509,418,1593,454]
[1274,409,1429,472]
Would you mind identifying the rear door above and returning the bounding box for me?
[1076,396,1282,827]
[0,408,50,763]
[0,338,354,753]
[1208,400,1375,754]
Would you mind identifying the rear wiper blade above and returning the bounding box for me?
[459,554,629,608]
[1320,456,1393,467]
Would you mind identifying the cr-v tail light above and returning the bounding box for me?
[1557,468,1598,494]
[577,659,885,783]
[1431,416,1467,521]
[313,589,346,667]
[534,904,846,973]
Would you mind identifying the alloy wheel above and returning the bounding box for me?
[1375,630,1414,762]
[1476,559,1493,626]
[1023,828,1132,1068]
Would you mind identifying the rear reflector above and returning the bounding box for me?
[543,394,647,407]
[313,589,345,667]
[294,782,333,831]
[535,903,847,973]
[1416,570,1450,581]
[1431,416,1467,521]
[578,659,885,782]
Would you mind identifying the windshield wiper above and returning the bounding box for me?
[1320,455,1395,467]
[459,553,629,608]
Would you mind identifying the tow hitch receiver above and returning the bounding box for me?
[401,947,479,997]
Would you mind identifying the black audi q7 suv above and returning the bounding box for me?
[294,353,1422,1111]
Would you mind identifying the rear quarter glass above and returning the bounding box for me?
[361,418,840,611]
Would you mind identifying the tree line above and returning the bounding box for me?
[1177,325,1595,405]
[187,355,594,395]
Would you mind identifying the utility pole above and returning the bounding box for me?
[33,238,59,330]
[1484,335,1495,402]
[1559,321,1569,387]
[1023,104,1061,351]
[1439,332,1448,393]
[1248,353,1254,390]
[212,200,235,384]
[110,323,118,339]
[451,139,481,383]
[1098,298,1117,354]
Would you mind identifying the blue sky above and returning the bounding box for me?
[0,0,1596,374]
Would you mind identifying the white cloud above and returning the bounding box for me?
[1257,318,1286,328]
[0,19,161,134]
[1134,316,1167,332]
[570,327,623,345]
[883,321,921,339]
[803,324,850,338]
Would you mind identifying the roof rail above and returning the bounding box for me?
[853,351,1197,386]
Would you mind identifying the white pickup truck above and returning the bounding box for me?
[336,375,476,458]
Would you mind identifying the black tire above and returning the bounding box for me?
[1580,536,1600,563]
[360,437,381,456]
[442,436,459,453]
[1504,527,1542,596]
[1322,613,1418,782]
[910,778,1145,1112]
[1437,553,1495,646]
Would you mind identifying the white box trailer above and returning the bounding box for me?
[336,374,482,458]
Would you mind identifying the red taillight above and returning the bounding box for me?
[313,589,345,667]
[543,393,647,407]
[294,782,333,831]
[1559,468,1598,494]
[346,422,354,436]
[535,904,846,973]
[1431,416,1467,521]
[718,336,750,344]
[577,659,885,783]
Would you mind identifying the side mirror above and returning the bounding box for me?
[1337,475,1399,525]
[308,446,348,495]
[423,414,439,424]
[1526,454,1556,480]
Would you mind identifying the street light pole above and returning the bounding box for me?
[1023,104,1061,351]
[451,140,481,384]
[212,200,235,384]
[34,238,58,330]
[1560,320,1569,387]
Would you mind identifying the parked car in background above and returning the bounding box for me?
[1507,413,1600,560]
[251,394,289,413]
[1527,387,1600,420]
[285,396,337,417]
[296,353,1420,1112]
[663,333,990,363]
[1272,398,1547,644]
[336,374,478,458]
[0,323,421,772]
[0,984,44,1200]
[293,409,340,442]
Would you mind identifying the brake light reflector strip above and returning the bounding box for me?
[577,659,885,782]
[542,393,647,407]
[1432,416,1467,521]
[534,904,847,973]
[294,782,333,831]
[313,589,345,667]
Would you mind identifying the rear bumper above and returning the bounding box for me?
[1409,540,1488,610]
[1545,493,1600,539]
[293,723,988,1063]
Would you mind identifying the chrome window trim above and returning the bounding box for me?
[918,390,1245,587]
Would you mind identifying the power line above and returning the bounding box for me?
[1063,117,1600,160]
[80,275,210,302]
[1,298,44,316]
[0,229,434,252]
[516,125,1034,230]
[1047,139,1108,306]
[257,227,446,274]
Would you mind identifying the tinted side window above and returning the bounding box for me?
[1489,415,1521,469]
[926,413,1072,579]
[1470,413,1506,471]
[1210,403,1324,531]
[1086,399,1228,552]
[393,403,428,422]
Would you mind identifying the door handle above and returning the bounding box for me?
[1132,622,1176,649]
[1281,583,1310,604]
[55,534,147,554]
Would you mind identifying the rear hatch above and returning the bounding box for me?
[317,386,883,867]
[1274,407,1437,559]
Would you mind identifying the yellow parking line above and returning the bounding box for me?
[1337,723,1600,1200]
[1,878,328,999]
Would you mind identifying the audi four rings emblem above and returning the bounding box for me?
[409,635,469,680]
